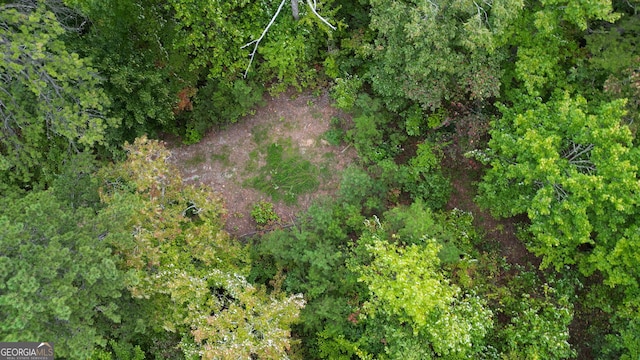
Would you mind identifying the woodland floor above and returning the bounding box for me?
[442,148,538,268]
[168,90,357,236]
[168,90,537,266]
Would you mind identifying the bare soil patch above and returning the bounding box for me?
[442,145,539,268]
[168,90,356,236]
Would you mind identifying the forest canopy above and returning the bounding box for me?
[1,0,639,358]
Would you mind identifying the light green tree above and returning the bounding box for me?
[476,92,640,357]
[478,93,639,275]
[0,2,116,187]
[99,137,304,359]
[502,0,619,97]
[352,221,492,359]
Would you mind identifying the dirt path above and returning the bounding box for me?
[443,150,538,267]
[168,90,356,236]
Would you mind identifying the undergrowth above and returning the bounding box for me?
[245,139,319,204]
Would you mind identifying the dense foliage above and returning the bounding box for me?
[1,0,639,358]
[0,2,116,188]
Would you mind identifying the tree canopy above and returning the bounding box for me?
[0,2,115,188]
[1,0,639,357]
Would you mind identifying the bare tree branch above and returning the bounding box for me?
[242,0,336,77]
[306,0,336,30]
[473,1,490,27]
[563,142,594,163]
[291,0,300,20]
[242,0,288,78]
[2,1,86,32]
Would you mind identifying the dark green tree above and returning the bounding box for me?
[63,0,188,147]
[583,10,640,126]
[361,0,516,112]
[169,0,338,87]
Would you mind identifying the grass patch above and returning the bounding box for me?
[245,139,320,205]
[244,149,261,173]
[318,152,336,181]
[322,116,346,146]
[185,152,206,166]
[211,145,231,166]
[251,124,270,144]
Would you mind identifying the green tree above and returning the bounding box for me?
[100,137,304,359]
[248,198,365,358]
[350,220,492,359]
[362,0,515,112]
[0,2,116,188]
[63,0,189,147]
[583,11,640,126]
[0,189,127,358]
[486,272,577,360]
[476,92,640,357]
[478,93,639,275]
[501,0,619,98]
[169,0,336,87]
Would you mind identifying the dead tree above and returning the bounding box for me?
[291,0,299,20]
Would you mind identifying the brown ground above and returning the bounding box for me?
[168,90,357,237]
[442,146,539,268]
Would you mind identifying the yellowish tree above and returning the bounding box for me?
[100,137,304,359]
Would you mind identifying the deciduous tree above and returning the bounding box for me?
[0,2,115,187]
[99,137,304,359]
[501,0,619,98]
[363,0,517,112]
[478,93,639,277]
[170,0,337,87]
[351,220,492,358]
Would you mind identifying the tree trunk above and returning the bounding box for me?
[290,0,299,20]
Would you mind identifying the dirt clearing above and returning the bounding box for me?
[168,91,357,236]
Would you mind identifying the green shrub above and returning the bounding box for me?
[183,125,204,145]
[185,79,264,144]
[251,201,280,226]
[382,202,475,264]
[401,171,451,210]
[338,165,385,212]
[345,94,407,164]
[256,15,321,92]
[323,127,345,146]
[401,141,451,209]
[331,76,363,112]
[500,293,575,359]
[247,198,362,359]
[90,341,145,360]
